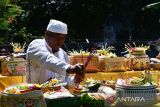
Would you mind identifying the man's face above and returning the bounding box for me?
[45,31,66,50]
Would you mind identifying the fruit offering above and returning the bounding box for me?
[41,78,60,89]
[124,42,150,55]
[10,42,26,53]
[3,84,41,94]
[102,80,116,89]
[129,77,146,85]
[97,46,115,56]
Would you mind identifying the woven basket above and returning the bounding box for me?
[98,56,108,72]
[124,58,132,71]
[73,55,99,72]
[115,84,157,106]
[130,55,150,71]
[101,57,126,72]
[68,56,76,65]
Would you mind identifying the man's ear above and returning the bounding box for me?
[45,31,48,38]
[45,31,47,36]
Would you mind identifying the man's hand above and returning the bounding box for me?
[66,63,85,83]
[74,72,85,83]
[66,63,84,75]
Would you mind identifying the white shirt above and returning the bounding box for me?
[26,39,71,84]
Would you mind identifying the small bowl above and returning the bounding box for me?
[87,83,101,92]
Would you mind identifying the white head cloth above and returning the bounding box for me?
[47,19,67,34]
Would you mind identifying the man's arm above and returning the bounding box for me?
[26,40,71,75]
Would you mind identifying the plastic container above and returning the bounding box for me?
[115,84,157,106]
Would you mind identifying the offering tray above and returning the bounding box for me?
[116,84,157,90]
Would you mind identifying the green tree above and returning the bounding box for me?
[15,0,110,41]
[0,0,23,44]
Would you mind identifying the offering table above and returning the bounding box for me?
[0,70,160,91]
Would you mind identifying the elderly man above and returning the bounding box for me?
[26,19,84,85]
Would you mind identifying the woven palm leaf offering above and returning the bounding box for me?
[97,45,116,58]
[10,42,26,53]
[10,42,26,55]
[10,42,26,61]
[124,42,150,56]
[96,41,116,58]
[69,49,90,56]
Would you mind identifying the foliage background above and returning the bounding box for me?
[0,0,160,46]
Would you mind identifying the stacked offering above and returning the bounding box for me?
[0,42,26,76]
[124,43,150,70]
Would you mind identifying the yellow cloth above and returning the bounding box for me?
[0,75,26,91]
[84,70,160,83]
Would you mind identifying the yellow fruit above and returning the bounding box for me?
[51,79,59,84]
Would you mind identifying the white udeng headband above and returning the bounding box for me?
[47,19,67,34]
